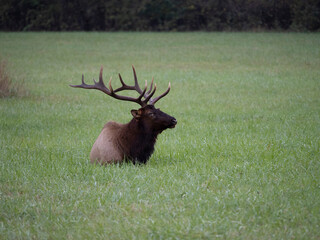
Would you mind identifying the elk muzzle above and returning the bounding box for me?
[169,117,177,128]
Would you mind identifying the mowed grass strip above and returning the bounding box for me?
[0,32,319,239]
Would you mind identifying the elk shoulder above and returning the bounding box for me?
[90,121,124,164]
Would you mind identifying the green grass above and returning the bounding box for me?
[0,32,319,239]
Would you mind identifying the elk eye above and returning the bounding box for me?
[148,112,155,117]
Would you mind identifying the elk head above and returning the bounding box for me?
[131,105,177,133]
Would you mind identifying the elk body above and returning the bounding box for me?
[70,66,177,164]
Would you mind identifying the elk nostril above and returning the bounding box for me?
[172,118,177,125]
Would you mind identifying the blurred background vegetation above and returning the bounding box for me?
[0,0,319,31]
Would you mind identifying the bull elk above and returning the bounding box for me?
[70,66,177,164]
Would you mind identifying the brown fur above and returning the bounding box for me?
[90,105,176,164]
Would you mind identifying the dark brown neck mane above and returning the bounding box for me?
[118,118,159,164]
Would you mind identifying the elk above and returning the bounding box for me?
[70,66,177,165]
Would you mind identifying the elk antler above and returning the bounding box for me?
[70,65,171,107]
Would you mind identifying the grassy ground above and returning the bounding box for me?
[0,32,319,239]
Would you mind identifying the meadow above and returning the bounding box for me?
[0,32,319,239]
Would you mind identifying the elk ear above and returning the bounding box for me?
[131,109,142,119]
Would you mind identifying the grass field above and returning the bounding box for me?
[0,32,319,239]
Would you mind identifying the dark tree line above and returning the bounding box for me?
[0,0,319,31]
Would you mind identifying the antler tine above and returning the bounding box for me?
[113,73,134,93]
[146,77,154,95]
[107,74,149,106]
[81,74,85,85]
[98,66,106,86]
[118,74,126,87]
[113,66,145,94]
[132,65,143,94]
[149,82,171,105]
[69,74,86,88]
[103,66,149,106]
[108,77,113,92]
[139,80,148,100]
[143,83,157,104]
[70,66,110,95]
[93,66,107,87]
